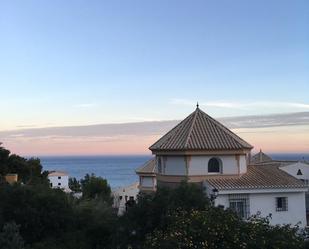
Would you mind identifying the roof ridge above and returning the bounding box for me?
[148,110,195,150]
[149,107,253,151]
[198,108,253,148]
[184,107,199,148]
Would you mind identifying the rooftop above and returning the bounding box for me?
[149,106,253,152]
[136,158,156,175]
[205,164,306,191]
[48,171,68,177]
[250,150,273,164]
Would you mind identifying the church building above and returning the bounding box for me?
[136,105,308,227]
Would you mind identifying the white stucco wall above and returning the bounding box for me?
[48,175,69,189]
[141,176,155,187]
[112,182,139,215]
[239,156,247,174]
[189,155,247,175]
[281,162,309,181]
[215,191,307,227]
[164,156,186,175]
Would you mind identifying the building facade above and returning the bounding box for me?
[136,106,308,227]
[48,171,71,193]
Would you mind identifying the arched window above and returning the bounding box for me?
[208,158,222,173]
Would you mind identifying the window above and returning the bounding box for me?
[276,197,288,211]
[229,194,249,219]
[58,182,61,186]
[297,169,303,175]
[157,157,162,173]
[58,176,61,179]
[208,158,222,173]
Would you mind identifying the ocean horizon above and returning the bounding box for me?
[39,153,309,188]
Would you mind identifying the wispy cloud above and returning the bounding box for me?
[170,98,309,110]
[170,99,243,109]
[73,103,97,108]
[0,112,308,139]
[1,112,308,155]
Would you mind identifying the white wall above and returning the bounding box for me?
[141,176,155,187]
[239,156,247,174]
[112,182,139,215]
[48,175,69,189]
[189,155,247,175]
[281,162,309,181]
[215,191,307,227]
[164,156,186,175]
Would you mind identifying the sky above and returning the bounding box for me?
[0,0,308,155]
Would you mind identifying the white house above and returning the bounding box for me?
[136,105,308,227]
[280,161,309,185]
[112,182,139,215]
[48,171,71,193]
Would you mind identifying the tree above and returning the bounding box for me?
[114,181,211,248]
[80,174,112,204]
[0,143,47,185]
[114,182,307,249]
[69,177,81,192]
[0,184,74,244]
[0,222,24,249]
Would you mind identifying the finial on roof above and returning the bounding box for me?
[196,102,199,109]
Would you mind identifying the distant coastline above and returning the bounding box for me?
[40,155,151,188]
[38,153,309,188]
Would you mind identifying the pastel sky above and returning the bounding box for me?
[0,0,308,155]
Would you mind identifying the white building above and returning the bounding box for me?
[136,105,308,227]
[48,171,71,193]
[112,182,139,215]
[280,161,309,185]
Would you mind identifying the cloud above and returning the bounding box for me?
[170,98,309,110]
[220,112,309,129]
[73,103,97,108]
[1,112,308,155]
[0,112,308,140]
[170,99,243,109]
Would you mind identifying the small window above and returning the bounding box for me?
[58,182,61,186]
[157,157,162,173]
[58,176,61,179]
[297,169,303,175]
[119,196,123,200]
[229,194,250,219]
[208,158,221,173]
[276,197,288,212]
[50,183,53,187]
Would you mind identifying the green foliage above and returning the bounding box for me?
[144,208,306,249]
[0,184,74,244]
[114,182,211,248]
[0,145,307,249]
[0,144,47,185]
[68,177,81,192]
[81,173,113,204]
[0,222,24,249]
[115,182,307,249]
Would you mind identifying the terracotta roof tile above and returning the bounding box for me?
[48,171,68,177]
[136,158,156,174]
[205,164,306,190]
[251,150,273,164]
[149,107,253,151]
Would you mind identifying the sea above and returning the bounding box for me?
[40,154,309,188]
